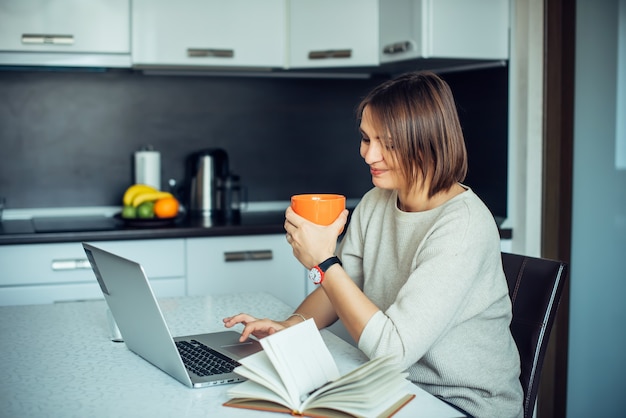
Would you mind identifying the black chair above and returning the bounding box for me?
[501,252,568,418]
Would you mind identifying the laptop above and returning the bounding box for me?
[82,242,262,388]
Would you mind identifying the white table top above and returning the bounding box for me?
[0,293,462,417]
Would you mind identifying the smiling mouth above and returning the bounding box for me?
[370,167,387,176]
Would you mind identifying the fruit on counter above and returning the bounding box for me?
[121,183,180,219]
[122,184,158,207]
[121,205,137,219]
[153,196,179,218]
[131,191,175,208]
[137,201,155,218]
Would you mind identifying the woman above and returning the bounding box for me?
[224,71,523,417]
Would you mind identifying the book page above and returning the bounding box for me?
[302,354,411,413]
[226,343,419,417]
[226,379,293,409]
[231,351,292,403]
[260,318,340,407]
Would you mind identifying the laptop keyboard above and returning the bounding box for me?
[176,339,241,377]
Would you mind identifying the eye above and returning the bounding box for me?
[380,138,395,150]
[360,136,370,144]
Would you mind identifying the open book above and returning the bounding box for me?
[223,319,415,418]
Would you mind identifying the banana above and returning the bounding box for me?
[123,184,158,206]
[132,191,174,207]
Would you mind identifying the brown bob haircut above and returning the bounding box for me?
[357,71,468,198]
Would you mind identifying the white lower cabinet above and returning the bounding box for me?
[0,234,305,308]
[0,239,186,306]
[186,235,306,309]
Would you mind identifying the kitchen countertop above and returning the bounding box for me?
[0,205,511,246]
[0,293,462,417]
[0,210,290,245]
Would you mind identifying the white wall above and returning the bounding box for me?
[506,0,544,257]
[567,1,626,416]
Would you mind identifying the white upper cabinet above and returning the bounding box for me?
[0,0,130,67]
[288,0,380,69]
[378,0,423,64]
[415,0,509,60]
[289,0,509,69]
[0,0,508,71]
[132,0,287,69]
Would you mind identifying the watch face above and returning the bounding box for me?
[308,267,322,284]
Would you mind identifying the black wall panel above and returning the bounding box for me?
[0,66,507,217]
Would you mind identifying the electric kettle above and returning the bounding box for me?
[186,148,229,218]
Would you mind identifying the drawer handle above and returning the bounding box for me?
[382,40,414,55]
[51,259,92,271]
[22,34,74,45]
[308,49,352,60]
[187,48,234,58]
[224,250,273,262]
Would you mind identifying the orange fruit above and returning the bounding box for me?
[153,197,179,218]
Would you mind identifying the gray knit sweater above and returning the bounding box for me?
[336,186,523,418]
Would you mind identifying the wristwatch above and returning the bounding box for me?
[308,256,342,285]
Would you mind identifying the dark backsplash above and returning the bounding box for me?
[0,66,508,218]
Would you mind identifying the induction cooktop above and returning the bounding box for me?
[31,216,118,233]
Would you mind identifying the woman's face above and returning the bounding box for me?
[359,107,405,191]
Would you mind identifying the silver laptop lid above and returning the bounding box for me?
[83,242,192,387]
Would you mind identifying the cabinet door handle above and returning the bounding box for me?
[224,250,273,262]
[382,41,414,55]
[187,48,234,58]
[308,49,352,60]
[51,259,92,271]
[22,34,74,45]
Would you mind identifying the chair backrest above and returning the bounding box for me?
[501,252,568,418]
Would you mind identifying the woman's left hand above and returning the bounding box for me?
[284,206,349,269]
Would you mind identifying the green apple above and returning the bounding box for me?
[121,205,136,219]
[137,201,155,218]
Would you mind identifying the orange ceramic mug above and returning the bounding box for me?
[291,194,346,226]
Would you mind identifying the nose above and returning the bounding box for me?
[361,140,383,165]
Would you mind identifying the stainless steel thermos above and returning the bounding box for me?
[186,148,244,222]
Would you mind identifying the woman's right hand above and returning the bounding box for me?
[284,206,349,269]
[223,313,289,342]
